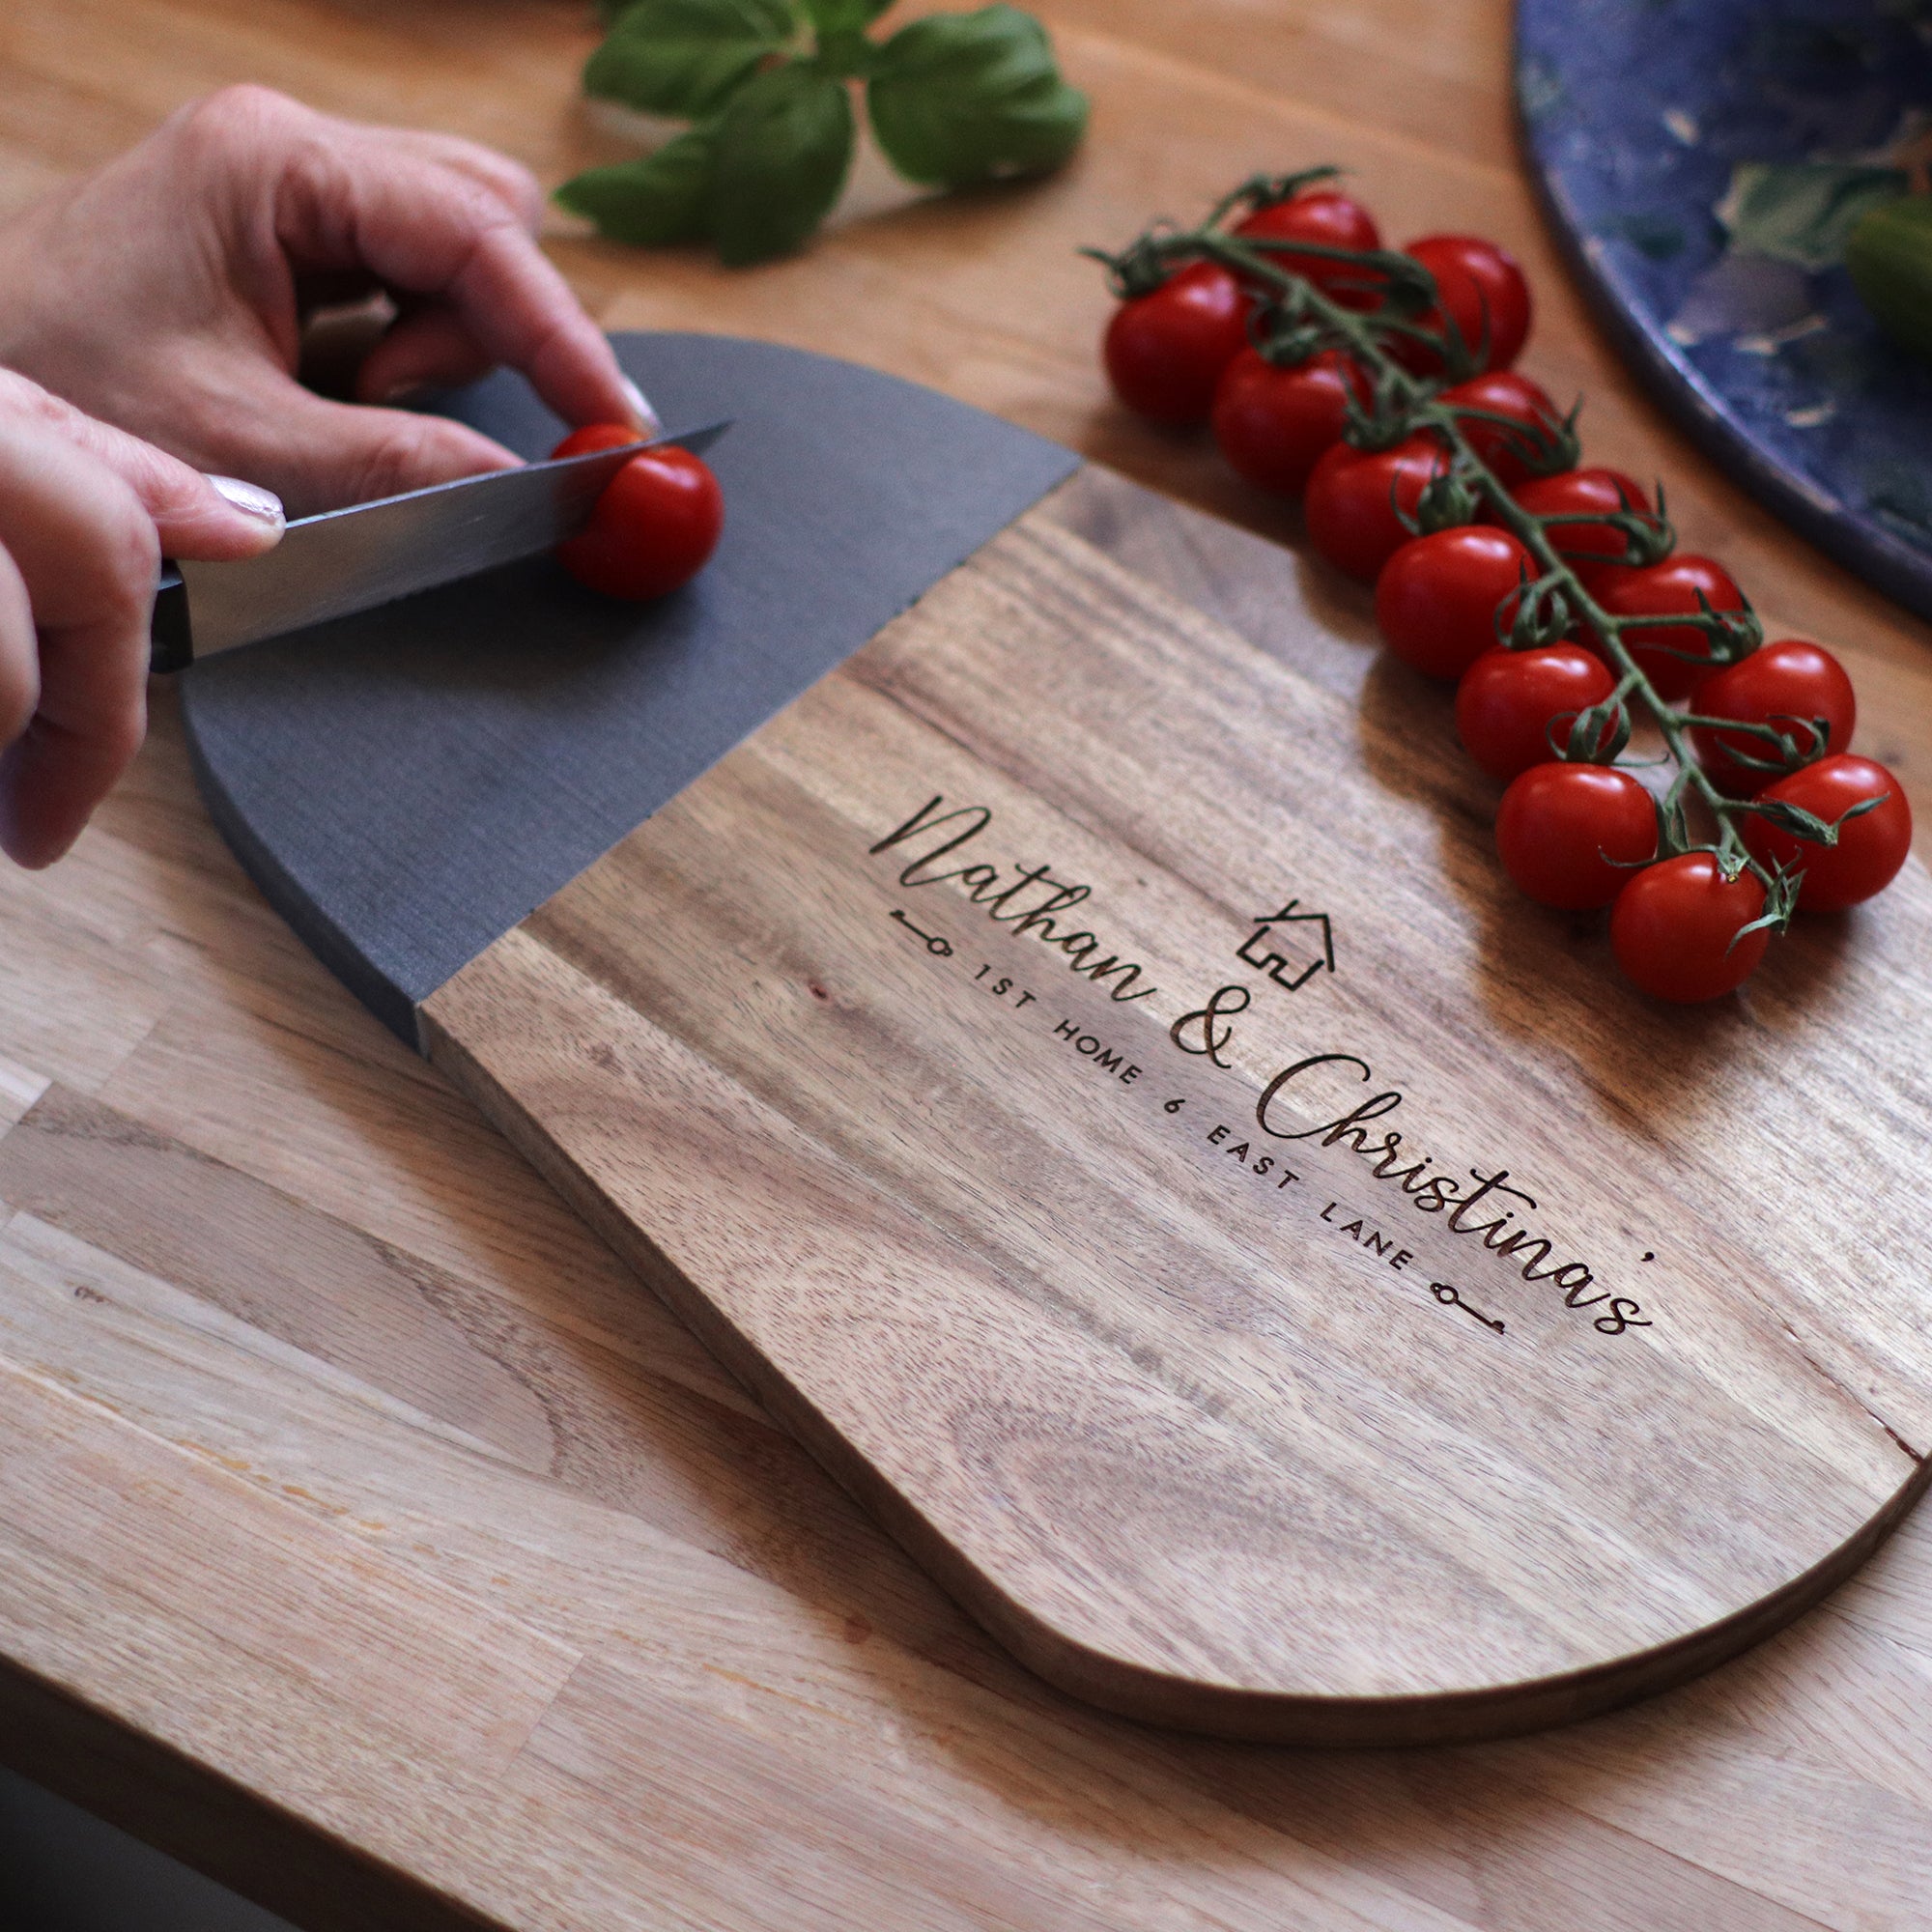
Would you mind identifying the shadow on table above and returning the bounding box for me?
[0,1762,296,1932]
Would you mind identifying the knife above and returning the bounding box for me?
[151,420,731,673]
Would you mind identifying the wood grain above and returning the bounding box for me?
[421,472,1932,1740]
[1,0,1930,1923]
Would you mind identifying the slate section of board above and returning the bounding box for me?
[181,334,1080,1044]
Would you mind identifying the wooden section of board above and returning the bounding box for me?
[421,476,1932,1742]
[4,0,1932,1925]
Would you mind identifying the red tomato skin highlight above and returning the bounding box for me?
[1303,434,1452,582]
[1435,371,1563,486]
[554,444,724,602]
[1102,262,1251,425]
[1590,554,1747,701]
[1742,753,1913,911]
[1235,190,1381,306]
[1376,526,1536,680]
[1611,854,1769,1002]
[1689,639,1858,794]
[1210,348,1362,495]
[550,423,647,459]
[1495,762,1658,909]
[1456,644,1618,782]
[1509,468,1653,584]
[1392,235,1532,375]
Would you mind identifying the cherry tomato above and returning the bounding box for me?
[551,422,646,459]
[1590,554,1747,702]
[1610,855,1768,1002]
[1741,753,1912,911]
[1456,644,1618,782]
[1303,433,1452,582]
[1495,762,1657,909]
[1510,468,1653,580]
[553,436,724,602]
[1235,189,1381,307]
[1688,639,1857,795]
[1376,526,1536,679]
[1435,371,1563,486]
[1102,262,1251,425]
[1391,235,1532,375]
[1210,348,1364,495]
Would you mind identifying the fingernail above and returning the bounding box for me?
[619,376,662,434]
[208,474,286,529]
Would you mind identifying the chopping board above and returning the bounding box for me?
[182,330,1932,1746]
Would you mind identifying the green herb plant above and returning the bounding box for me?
[1088,176,1884,937]
[558,0,1088,267]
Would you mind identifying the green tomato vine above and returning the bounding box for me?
[1087,172,1884,944]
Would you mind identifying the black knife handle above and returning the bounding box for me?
[152,563,193,675]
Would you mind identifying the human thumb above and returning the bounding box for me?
[0,372,285,562]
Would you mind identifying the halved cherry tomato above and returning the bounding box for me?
[551,429,724,601]
[1234,188,1381,307]
[1456,643,1618,782]
[1591,554,1747,702]
[1303,433,1453,582]
[552,423,646,459]
[1688,639,1857,795]
[1376,526,1536,679]
[1103,262,1251,425]
[1610,854,1768,1001]
[1391,235,1532,375]
[1210,347,1365,495]
[1510,468,1654,580]
[1436,371,1564,486]
[1495,761,1658,909]
[1741,753,1912,911]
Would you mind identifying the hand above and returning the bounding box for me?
[0,370,283,867]
[0,86,650,517]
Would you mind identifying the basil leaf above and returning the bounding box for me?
[868,6,1087,188]
[708,64,856,265]
[1718,161,1907,271]
[555,125,719,245]
[584,0,796,119]
[802,0,892,34]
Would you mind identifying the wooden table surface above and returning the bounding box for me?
[3,3,1931,1928]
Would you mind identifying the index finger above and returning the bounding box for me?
[281,136,649,433]
[0,417,157,865]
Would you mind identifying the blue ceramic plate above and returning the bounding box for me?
[1516,0,1932,621]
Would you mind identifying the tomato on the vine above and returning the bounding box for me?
[1391,235,1531,375]
[1102,262,1251,425]
[1590,554,1747,701]
[1495,762,1658,909]
[1234,189,1381,307]
[1509,468,1654,579]
[1210,347,1364,495]
[1376,526,1536,679]
[1741,753,1912,911]
[1688,639,1857,795]
[551,428,724,601]
[1303,433,1453,582]
[1610,855,1768,1002]
[1436,371,1564,486]
[1456,644,1617,782]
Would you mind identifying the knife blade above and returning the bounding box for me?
[151,420,730,673]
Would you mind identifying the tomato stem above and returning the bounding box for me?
[1125,217,1796,917]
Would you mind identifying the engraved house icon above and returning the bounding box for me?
[1237,899,1336,992]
